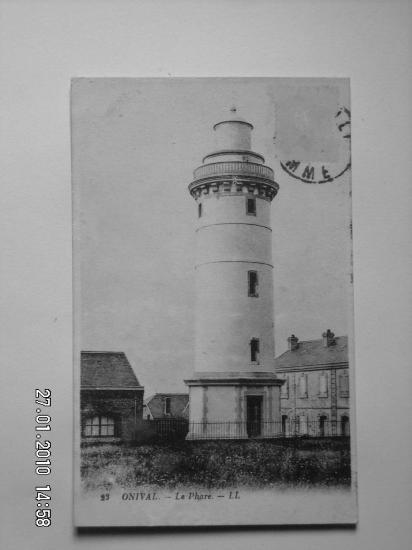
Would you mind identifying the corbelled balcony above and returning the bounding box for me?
[193,161,274,182]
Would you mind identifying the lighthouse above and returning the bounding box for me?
[185,111,284,439]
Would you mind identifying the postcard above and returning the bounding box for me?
[72,77,356,527]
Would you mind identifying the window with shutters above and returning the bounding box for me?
[319,415,328,436]
[341,415,350,436]
[280,376,289,399]
[298,415,308,435]
[319,372,328,397]
[281,415,289,435]
[299,373,308,398]
[339,371,349,397]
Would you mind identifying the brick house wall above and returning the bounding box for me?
[81,389,143,441]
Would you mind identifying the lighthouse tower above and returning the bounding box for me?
[185,112,283,439]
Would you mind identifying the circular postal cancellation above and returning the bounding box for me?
[275,87,351,184]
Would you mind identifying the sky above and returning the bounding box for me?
[71,78,352,396]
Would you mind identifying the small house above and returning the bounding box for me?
[143,393,189,420]
[80,351,144,442]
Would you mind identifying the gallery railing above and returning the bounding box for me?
[143,418,349,440]
[193,161,274,182]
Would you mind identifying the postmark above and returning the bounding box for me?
[279,106,351,184]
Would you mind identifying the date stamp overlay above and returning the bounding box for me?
[275,84,351,184]
[34,389,52,527]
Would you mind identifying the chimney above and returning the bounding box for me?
[322,329,336,347]
[287,334,299,351]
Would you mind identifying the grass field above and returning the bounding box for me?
[81,438,351,492]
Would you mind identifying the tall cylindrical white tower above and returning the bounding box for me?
[185,114,283,439]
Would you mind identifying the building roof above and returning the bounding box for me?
[81,351,143,389]
[143,393,189,419]
[144,393,188,405]
[275,336,348,371]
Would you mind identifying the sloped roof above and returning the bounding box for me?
[144,393,188,405]
[81,351,143,389]
[143,393,189,419]
[275,336,348,371]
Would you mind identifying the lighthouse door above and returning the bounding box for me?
[246,396,262,437]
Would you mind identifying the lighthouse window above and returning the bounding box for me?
[250,338,260,363]
[246,197,256,215]
[198,203,202,217]
[248,271,259,297]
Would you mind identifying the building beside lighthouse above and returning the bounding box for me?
[276,330,350,437]
[184,113,283,439]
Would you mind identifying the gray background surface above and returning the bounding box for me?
[1,0,411,548]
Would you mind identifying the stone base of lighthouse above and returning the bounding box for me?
[184,372,284,440]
